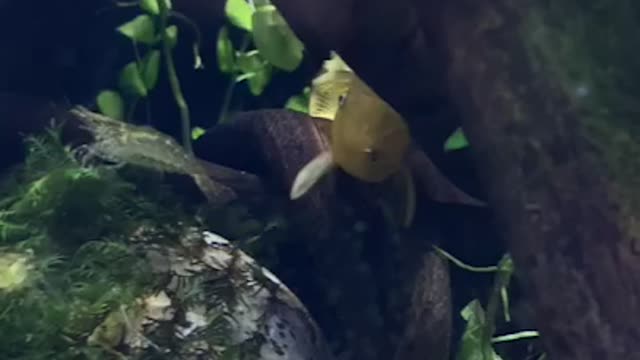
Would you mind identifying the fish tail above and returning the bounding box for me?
[193,174,236,206]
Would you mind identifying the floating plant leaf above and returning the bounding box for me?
[117,15,157,45]
[217,27,235,74]
[444,127,469,151]
[225,0,254,31]
[119,62,147,98]
[141,50,161,90]
[96,90,125,121]
[251,5,304,71]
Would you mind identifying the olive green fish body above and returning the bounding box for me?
[293,52,415,227]
[331,74,410,183]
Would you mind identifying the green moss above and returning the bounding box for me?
[0,131,155,358]
[0,128,216,358]
[522,0,640,216]
[0,123,293,359]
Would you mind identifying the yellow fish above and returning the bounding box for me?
[291,52,416,227]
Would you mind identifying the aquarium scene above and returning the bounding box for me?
[1,0,638,359]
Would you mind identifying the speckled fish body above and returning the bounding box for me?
[69,106,235,205]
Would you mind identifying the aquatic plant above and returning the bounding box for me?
[432,248,542,360]
[0,129,155,359]
[216,0,306,124]
[96,0,203,154]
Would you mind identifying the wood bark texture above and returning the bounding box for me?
[433,1,640,359]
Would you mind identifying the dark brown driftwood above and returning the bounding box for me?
[392,251,452,360]
[197,109,458,360]
[428,1,640,359]
[273,0,640,358]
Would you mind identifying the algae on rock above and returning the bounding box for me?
[0,127,332,360]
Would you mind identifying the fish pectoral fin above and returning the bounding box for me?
[381,165,416,228]
[290,151,335,200]
[399,166,417,228]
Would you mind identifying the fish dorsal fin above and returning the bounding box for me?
[308,52,354,121]
[309,72,352,120]
[323,51,353,73]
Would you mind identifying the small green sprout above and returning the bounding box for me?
[97,0,204,154]
[284,86,311,114]
[444,127,470,152]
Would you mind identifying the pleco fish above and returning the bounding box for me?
[69,106,235,206]
[291,52,416,227]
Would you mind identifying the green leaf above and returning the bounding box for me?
[216,27,236,74]
[141,50,161,90]
[444,127,469,151]
[225,0,254,31]
[96,90,125,120]
[118,62,147,97]
[191,127,206,140]
[248,66,272,95]
[236,50,272,95]
[456,300,503,360]
[142,0,171,14]
[139,0,159,15]
[251,5,304,71]
[165,25,178,48]
[116,15,157,45]
[285,87,310,113]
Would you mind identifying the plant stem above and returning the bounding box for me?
[126,96,139,122]
[432,245,499,272]
[492,330,539,343]
[216,34,252,126]
[158,0,193,154]
[217,76,238,125]
[127,42,144,123]
[169,11,204,69]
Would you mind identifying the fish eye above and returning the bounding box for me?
[364,148,379,162]
[338,94,347,106]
